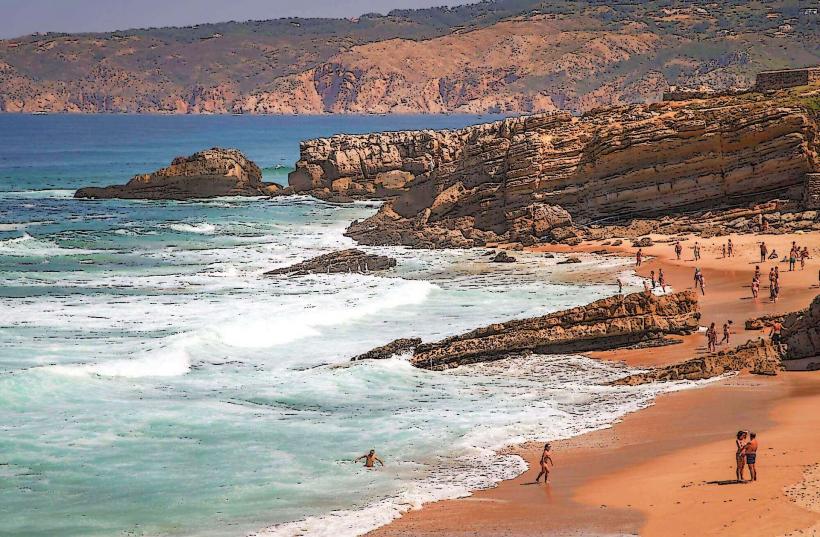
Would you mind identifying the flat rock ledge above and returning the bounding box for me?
[409,290,699,371]
[351,338,422,361]
[611,338,783,385]
[264,249,397,276]
[75,147,281,200]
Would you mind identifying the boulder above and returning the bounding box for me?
[491,251,516,263]
[75,148,277,200]
[557,257,582,264]
[264,249,396,276]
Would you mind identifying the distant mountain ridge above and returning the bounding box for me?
[1,0,818,114]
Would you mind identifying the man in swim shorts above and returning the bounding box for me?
[355,449,384,468]
[742,432,758,481]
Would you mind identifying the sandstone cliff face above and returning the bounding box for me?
[290,93,819,247]
[75,148,279,200]
[410,291,699,370]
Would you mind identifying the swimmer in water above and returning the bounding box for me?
[355,449,385,468]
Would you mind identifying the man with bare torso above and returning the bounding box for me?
[355,449,384,468]
[741,432,759,481]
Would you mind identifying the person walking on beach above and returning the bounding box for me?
[674,241,682,260]
[754,265,761,281]
[720,322,731,345]
[617,278,623,294]
[355,449,384,468]
[706,322,718,353]
[650,270,656,289]
[693,242,701,261]
[658,268,666,293]
[760,241,768,264]
[741,432,759,482]
[727,238,734,257]
[636,249,643,267]
[722,243,727,258]
[697,271,706,296]
[752,275,760,299]
[535,443,554,484]
[800,247,809,270]
[735,430,748,482]
[789,246,797,271]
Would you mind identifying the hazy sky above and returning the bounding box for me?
[1,0,475,38]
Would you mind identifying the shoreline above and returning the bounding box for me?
[367,231,820,537]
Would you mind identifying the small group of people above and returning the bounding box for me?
[735,430,759,482]
[705,321,731,352]
[787,241,810,271]
[649,268,666,292]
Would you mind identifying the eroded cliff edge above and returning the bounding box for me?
[287,88,820,247]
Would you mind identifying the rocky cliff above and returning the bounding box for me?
[782,294,820,364]
[314,89,820,247]
[409,290,699,370]
[75,148,280,200]
[2,2,818,115]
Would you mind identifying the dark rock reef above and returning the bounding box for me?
[264,249,396,276]
[409,291,699,370]
[351,338,422,361]
[75,148,281,200]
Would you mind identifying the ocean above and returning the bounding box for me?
[1,114,678,537]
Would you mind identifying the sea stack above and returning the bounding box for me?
[75,148,282,200]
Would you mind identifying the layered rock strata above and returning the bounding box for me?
[298,94,820,248]
[409,291,699,370]
[75,148,280,200]
[264,249,396,276]
[611,338,782,385]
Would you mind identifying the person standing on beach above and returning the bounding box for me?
[698,272,706,296]
[636,249,643,267]
[742,433,758,482]
[658,268,666,292]
[727,238,734,257]
[355,449,384,468]
[706,323,717,353]
[800,247,809,270]
[722,243,727,258]
[760,242,768,263]
[752,275,760,299]
[535,443,554,484]
[789,246,797,271]
[694,242,701,261]
[617,278,623,294]
[650,270,656,289]
[675,241,682,260]
[735,430,748,482]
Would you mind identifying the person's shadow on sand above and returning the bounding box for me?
[707,479,747,486]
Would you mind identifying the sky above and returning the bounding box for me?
[0,0,475,38]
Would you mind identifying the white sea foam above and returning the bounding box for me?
[166,222,217,234]
[0,189,74,199]
[0,233,98,257]
[0,221,53,231]
[45,344,192,379]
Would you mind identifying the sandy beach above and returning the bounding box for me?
[370,231,820,537]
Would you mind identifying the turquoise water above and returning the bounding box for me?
[0,114,669,537]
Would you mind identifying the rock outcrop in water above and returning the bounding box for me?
[264,249,396,276]
[75,148,281,200]
[290,89,820,247]
[351,338,422,361]
[409,290,699,370]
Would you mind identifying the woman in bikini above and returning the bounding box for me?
[735,430,748,482]
[535,443,554,484]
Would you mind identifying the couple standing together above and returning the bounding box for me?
[735,431,759,482]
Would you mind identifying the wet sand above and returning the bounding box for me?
[369,231,820,537]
